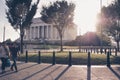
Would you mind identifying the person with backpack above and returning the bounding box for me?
[0,42,10,74]
[9,42,20,72]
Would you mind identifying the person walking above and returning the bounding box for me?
[9,42,19,72]
[0,42,10,74]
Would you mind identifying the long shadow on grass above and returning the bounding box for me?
[55,66,70,80]
[22,65,53,80]
[108,67,120,79]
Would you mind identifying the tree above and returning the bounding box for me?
[76,32,111,46]
[40,1,75,51]
[5,0,39,53]
[97,0,120,51]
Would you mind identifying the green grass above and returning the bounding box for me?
[18,52,120,65]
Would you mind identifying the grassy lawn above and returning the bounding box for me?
[18,52,120,65]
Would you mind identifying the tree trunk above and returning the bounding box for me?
[20,26,24,54]
[60,34,63,52]
[116,41,119,52]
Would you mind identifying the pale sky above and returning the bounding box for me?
[0,0,114,42]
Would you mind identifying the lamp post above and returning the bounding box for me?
[100,0,103,53]
[3,26,5,42]
[79,27,81,52]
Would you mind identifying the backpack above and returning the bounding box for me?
[4,46,10,56]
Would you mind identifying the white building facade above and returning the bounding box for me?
[23,17,77,49]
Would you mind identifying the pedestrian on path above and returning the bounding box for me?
[0,42,10,74]
[9,42,20,72]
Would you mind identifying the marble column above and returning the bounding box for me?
[38,27,40,39]
[39,26,41,39]
[48,25,51,39]
[51,26,53,40]
[36,26,39,39]
[55,28,57,40]
[33,27,35,39]
[27,29,30,40]
[46,26,48,39]
[31,27,33,39]
[44,26,46,39]
[29,27,31,39]
[35,27,37,38]
[42,26,44,38]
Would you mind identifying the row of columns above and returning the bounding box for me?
[25,25,59,40]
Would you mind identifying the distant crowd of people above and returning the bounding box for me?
[0,42,20,74]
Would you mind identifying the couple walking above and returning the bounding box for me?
[0,42,19,73]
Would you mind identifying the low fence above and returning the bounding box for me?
[23,50,112,67]
[78,46,117,54]
[24,46,118,56]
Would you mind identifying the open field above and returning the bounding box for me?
[18,52,120,65]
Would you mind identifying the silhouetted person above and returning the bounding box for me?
[0,42,10,73]
[9,42,19,72]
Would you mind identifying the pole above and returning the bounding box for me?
[107,52,110,67]
[100,0,103,54]
[52,51,56,65]
[68,51,72,66]
[87,52,91,67]
[79,27,81,52]
[100,0,102,7]
[38,51,41,64]
[3,26,5,42]
[25,50,28,63]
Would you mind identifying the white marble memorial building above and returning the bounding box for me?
[23,17,77,49]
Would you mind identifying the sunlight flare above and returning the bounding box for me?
[74,0,100,35]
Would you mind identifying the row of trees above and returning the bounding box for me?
[96,0,120,51]
[5,0,120,52]
[5,0,75,52]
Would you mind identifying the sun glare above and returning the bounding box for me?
[74,0,100,35]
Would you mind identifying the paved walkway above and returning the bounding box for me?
[0,62,120,80]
